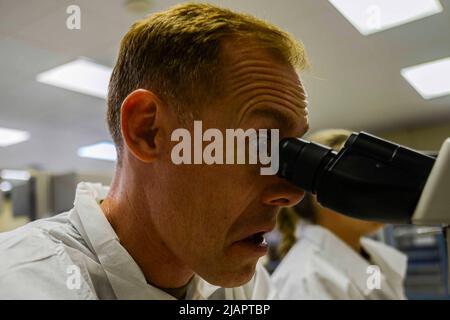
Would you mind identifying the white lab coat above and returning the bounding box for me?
[272,224,407,300]
[0,182,277,300]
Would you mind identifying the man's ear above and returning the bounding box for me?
[120,89,161,163]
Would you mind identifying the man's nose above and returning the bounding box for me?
[260,180,305,207]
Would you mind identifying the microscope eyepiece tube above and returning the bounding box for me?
[278,138,336,193]
[277,132,436,223]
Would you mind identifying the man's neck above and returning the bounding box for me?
[157,277,193,299]
[100,171,194,291]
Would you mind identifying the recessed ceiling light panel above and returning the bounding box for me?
[329,0,442,35]
[36,58,112,99]
[401,57,450,99]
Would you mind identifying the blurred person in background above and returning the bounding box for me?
[272,129,407,299]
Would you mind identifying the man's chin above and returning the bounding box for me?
[200,262,257,288]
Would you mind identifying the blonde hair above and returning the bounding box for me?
[107,2,308,162]
[277,129,352,257]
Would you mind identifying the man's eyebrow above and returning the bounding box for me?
[245,107,305,136]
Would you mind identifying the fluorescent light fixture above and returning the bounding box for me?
[401,57,450,99]
[1,169,31,181]
[36,58,112,99]
[0,127,30,147]
[0,181,13,192]
[78,142,117,161]
[329,0,442,35]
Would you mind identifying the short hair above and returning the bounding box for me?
[107,2,308,162]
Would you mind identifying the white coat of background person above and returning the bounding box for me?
[271,129,408,300]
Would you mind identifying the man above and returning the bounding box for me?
[0,3,308,299]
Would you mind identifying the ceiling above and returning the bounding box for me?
[0,0,449,173]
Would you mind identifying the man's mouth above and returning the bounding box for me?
[233,231,269,256]
[244,232,268,246]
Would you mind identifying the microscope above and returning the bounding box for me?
[277,132,450,284]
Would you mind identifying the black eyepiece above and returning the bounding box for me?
[278,138,336,193]
[277,132,435,223]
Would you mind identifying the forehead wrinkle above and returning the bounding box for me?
[239,94,308,124]
[229,75,307,102]
[224,62,307,108]
[227,65,303,91]
[222,51,308,133]
[231,82,308,109]
[241,106,306,137]
[227,58,301,83]
[227,69,308,124]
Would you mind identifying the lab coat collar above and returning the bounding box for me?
[296,224,406,298]
[69,182,222,300]
[360,237,407,280]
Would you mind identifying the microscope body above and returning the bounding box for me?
[278,132,450,287]
[412,138,450,225]
[278,132,440,224]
